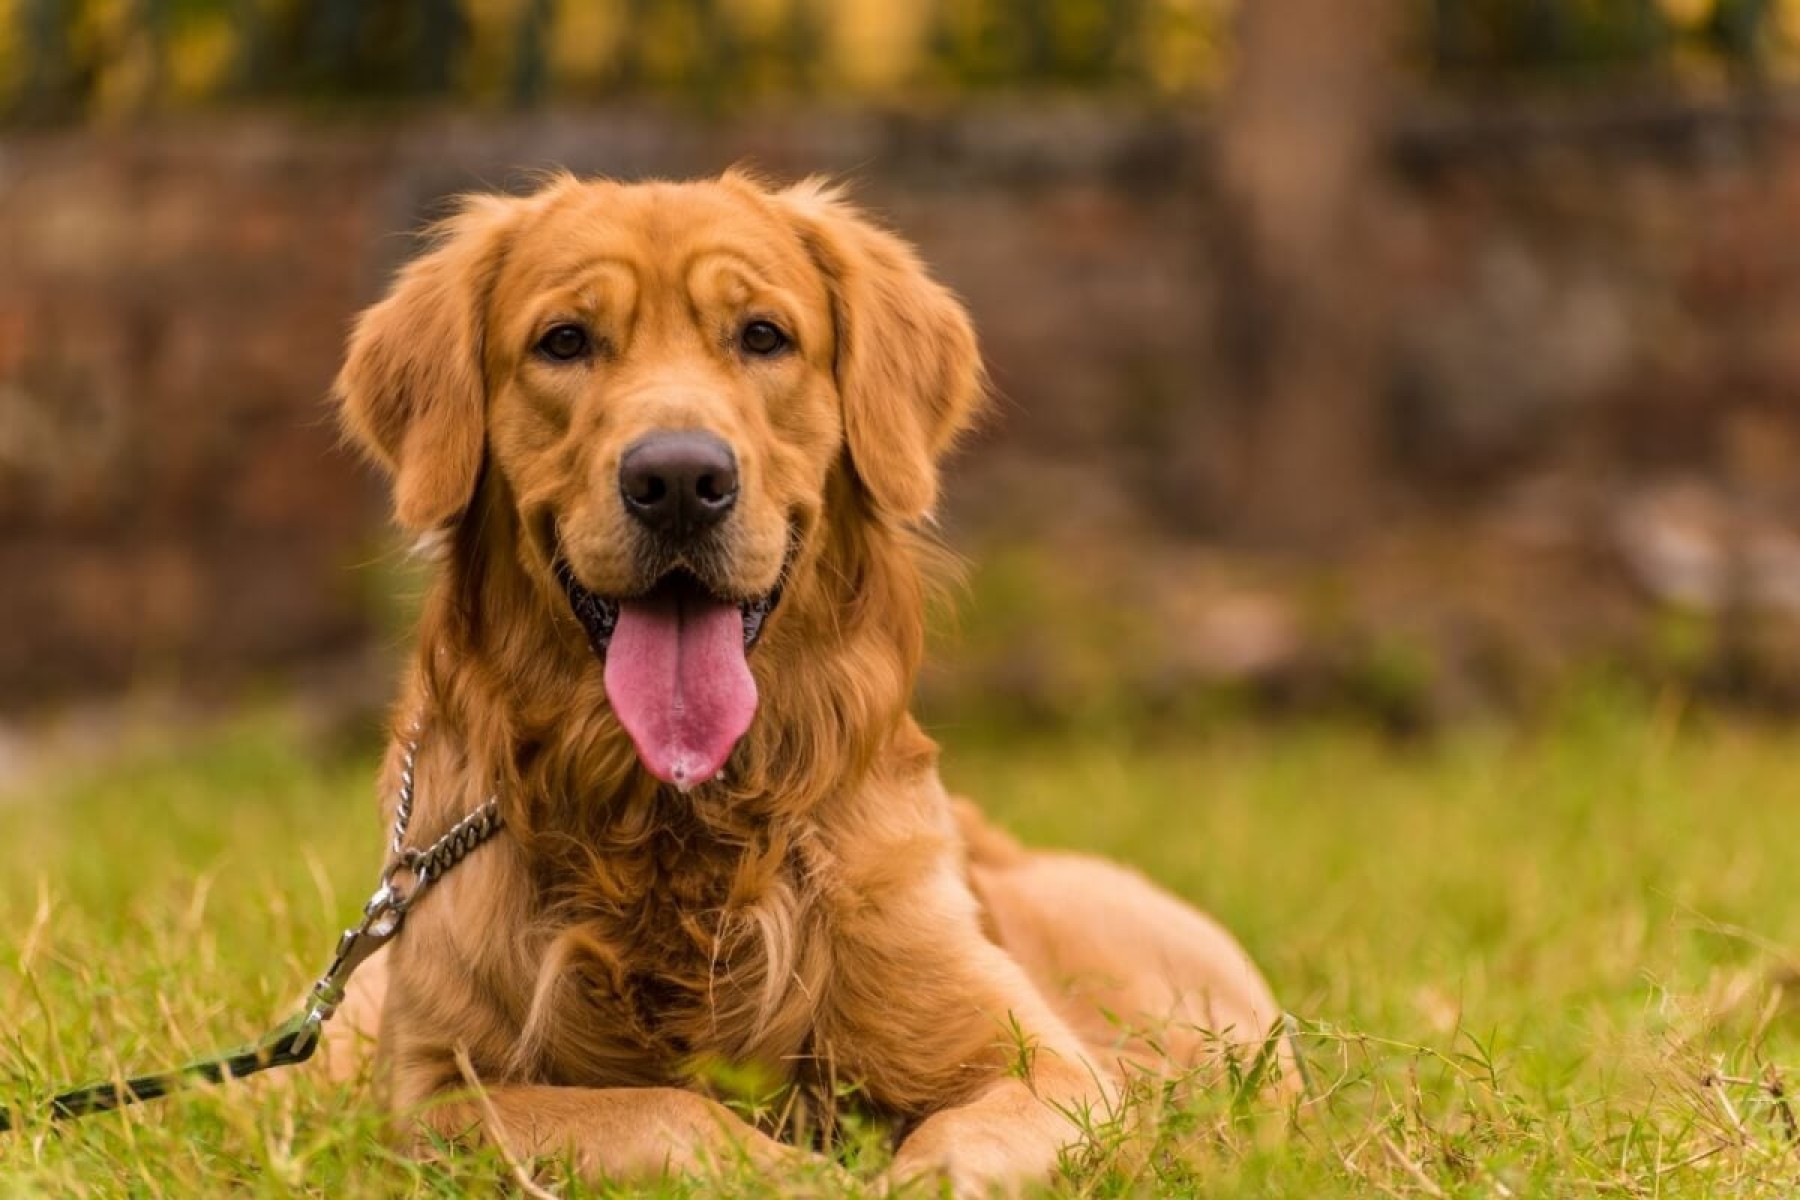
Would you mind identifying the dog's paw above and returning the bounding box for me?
[886,1135,1042,1199]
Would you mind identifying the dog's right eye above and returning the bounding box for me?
[536,324,592,362]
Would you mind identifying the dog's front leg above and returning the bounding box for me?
[889,1048,1106,1198]
[823,853,1116,1197]
[415,1083,799,1183]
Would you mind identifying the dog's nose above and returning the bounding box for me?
[619,431,739,538]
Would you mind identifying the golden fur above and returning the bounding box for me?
[328,172,1290,1194]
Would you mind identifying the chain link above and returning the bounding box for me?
[300,721,502,1034]
[380,722,499,912]
[382,797,502,905]
[390,717,422,857]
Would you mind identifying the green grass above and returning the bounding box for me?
[4,688,1800,1196]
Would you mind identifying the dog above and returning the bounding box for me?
[327,171,1291,1194]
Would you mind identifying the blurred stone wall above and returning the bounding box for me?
[3,102,1799,717]
[0,130,391,707]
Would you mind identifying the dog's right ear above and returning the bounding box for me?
[335,195,519,534]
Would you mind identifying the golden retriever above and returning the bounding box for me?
[328,171,1290,1194]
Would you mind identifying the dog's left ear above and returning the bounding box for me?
[772,180,986,523]
[335,194,520,534]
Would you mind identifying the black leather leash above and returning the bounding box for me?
[0,725,499,1134]
[2,1012,326,1132]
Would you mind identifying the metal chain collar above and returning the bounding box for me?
[0,718,502,1130]
[300,722,502,1032]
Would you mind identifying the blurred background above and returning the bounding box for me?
[5,0,1800,751]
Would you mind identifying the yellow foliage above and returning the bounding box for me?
[1778,0,1800,48]
[167,12,235,104]
[827,0,931,93]
[550,0,626,89]
[55,0,1800,120]
[635,4,703,86]
[0,0,18,109]
[1146,0,1234,94]
[733,0,792,42]
[89,0,156,119]
[1658,0,1716,30]
[462,0,529,102]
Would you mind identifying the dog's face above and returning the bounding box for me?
[337,174,983,789]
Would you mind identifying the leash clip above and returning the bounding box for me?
[1,718,504,1132]
[301,879,406,1031]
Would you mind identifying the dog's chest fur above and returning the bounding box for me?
[526,799,829,1091]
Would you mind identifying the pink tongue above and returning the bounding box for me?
[603,585,758,790]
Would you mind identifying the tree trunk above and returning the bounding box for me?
[1213,0,1402,547]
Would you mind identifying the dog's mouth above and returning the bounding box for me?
[554,558,783,792]
[554,560,781,661]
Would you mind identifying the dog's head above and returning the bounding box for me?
[337,174,983,791]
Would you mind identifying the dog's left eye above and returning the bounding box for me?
[537,323,592,362]
[739,320,789,357]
